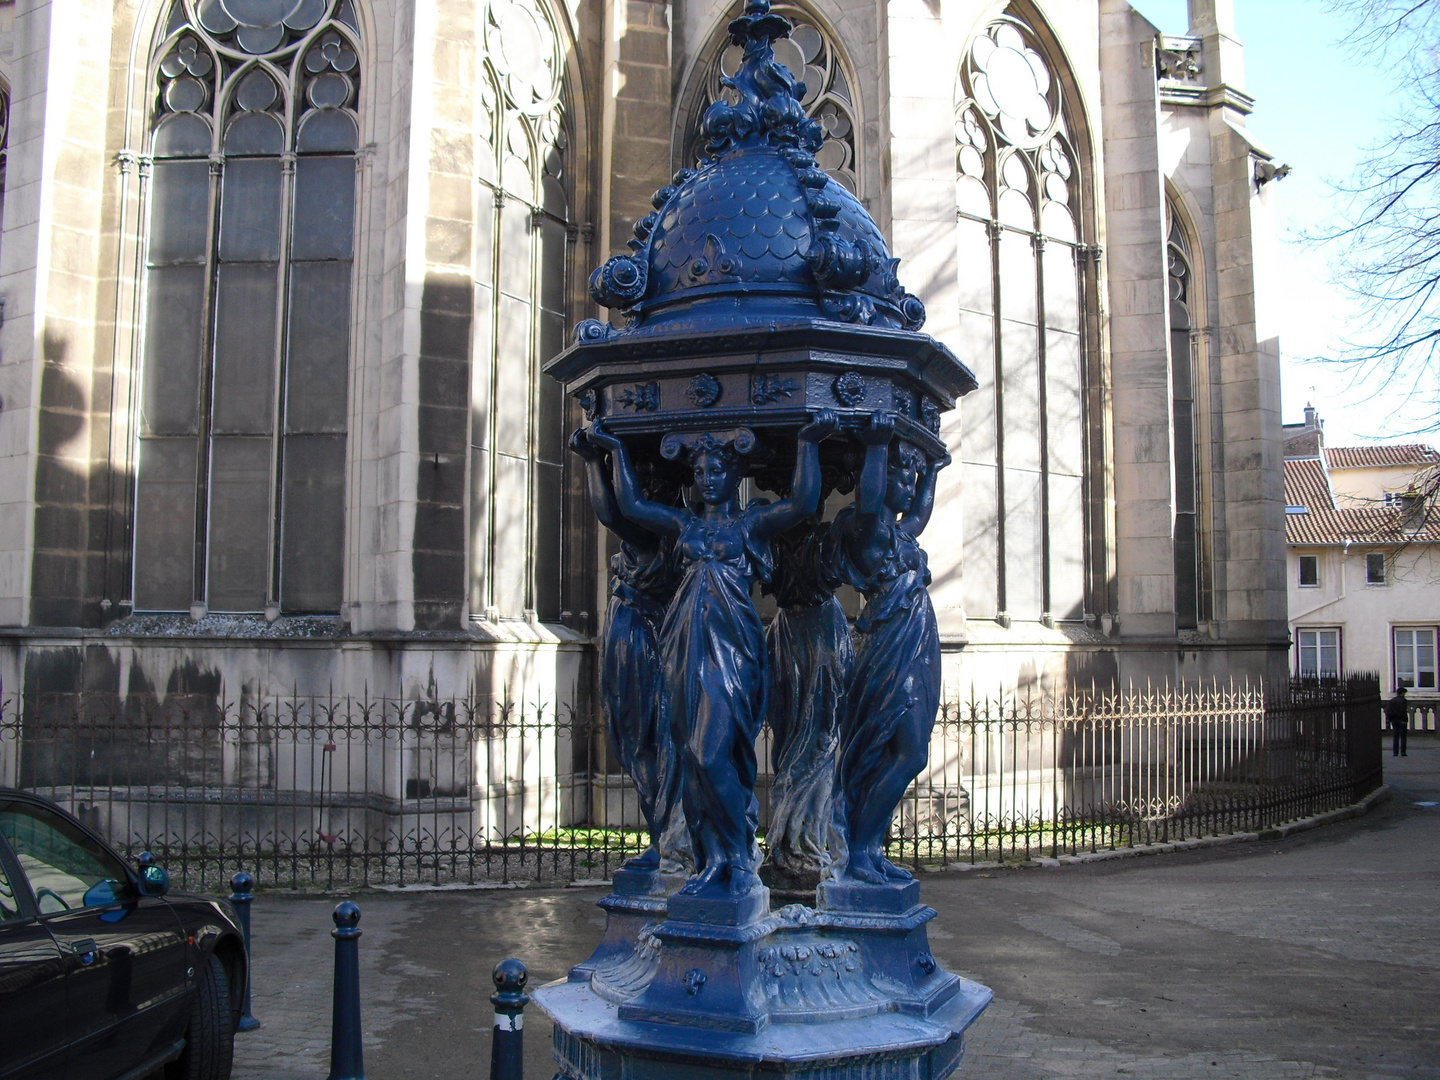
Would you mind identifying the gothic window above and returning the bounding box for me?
[685,4,859,192]
[133,0,361,615]
[955,14,1086,625]
[1167,199,1205,628]
[469,0,570,622]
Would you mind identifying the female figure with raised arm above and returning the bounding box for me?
[589,412,838,897]
[570,428,689,872]
[834,412,950,885]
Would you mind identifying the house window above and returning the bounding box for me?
[1298,554,1319,587]
[1394,627,1437,690]
[1296,628,1340,680]
[1366,552,1387,585]
[955,14,1090,624]
[132,0,361,614]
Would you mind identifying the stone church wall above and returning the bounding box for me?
[0,0,1291,714]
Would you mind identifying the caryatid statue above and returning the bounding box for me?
[588,413,837,898]
[832,413,949,884]
[571,429,690,872]
[544,0,974,898]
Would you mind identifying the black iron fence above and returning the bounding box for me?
[0,676,1382,891]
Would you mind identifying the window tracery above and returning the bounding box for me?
[470,0,572,621]
[1167,198,1205,628]
[133,0,361,615]
[955,19,1078,241]
[686,4,858,193]
[954,13,1087,625]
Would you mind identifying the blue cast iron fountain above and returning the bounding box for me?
[534,2,992,1074]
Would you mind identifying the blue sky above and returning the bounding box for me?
[1127,0,1433,447]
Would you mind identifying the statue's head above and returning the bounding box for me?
[661,428,756,509]
[691,447,744,506]
[885,442,924,514]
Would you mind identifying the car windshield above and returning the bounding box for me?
[0,802,130,915]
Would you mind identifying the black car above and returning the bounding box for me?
[0,789,248,1080]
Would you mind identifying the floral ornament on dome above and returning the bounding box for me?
[699,0,822,158]
[699,8,859,192]
[196,0,328,54]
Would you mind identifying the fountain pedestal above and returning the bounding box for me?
[534,881,992,1080]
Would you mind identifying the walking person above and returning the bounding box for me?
[1387,684,1410,757]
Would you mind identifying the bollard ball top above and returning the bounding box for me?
[492,958,528,993]
[230,871,254,895]
[332,900,361,931]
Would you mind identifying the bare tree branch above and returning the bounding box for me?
[1302,1,1440,430]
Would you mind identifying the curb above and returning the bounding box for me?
[937,784,1394,872]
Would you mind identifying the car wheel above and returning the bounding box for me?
[166,954,235,1080]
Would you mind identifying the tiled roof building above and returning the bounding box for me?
[1284,457,1440,546]
[1325,446,1440,470]
[1285,410,1440,694]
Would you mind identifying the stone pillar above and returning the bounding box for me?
[0,0,115,627]
[601,0,672,269]
[1187,0,1244,88]
[884,0,965,636]
[1208,126,1287,650]
[351,0,428,633]
[411,0,477,631]
[1098,0,1176,640]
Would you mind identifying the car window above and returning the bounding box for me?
[0,802,130,915]
[0,856,22,921]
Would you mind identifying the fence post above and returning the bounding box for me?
[490,958,529,1080]
[229,872,260,1031]
[327,902,367,1080]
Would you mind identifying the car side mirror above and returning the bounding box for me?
[137,852,169,897]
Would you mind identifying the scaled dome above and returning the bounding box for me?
[582,0,926,338]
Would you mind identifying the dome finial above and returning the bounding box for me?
[700,0,822,158]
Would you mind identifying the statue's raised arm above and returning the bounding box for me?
[587,421,689,539]
[571,427,657,551]
[899,447,949,539]
[747,410,839,539]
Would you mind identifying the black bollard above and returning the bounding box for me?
[327,901,367,1080]
[490,958,529,1080]
[229,872,260,1031]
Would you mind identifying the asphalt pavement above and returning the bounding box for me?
[231,739,1440,1080]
